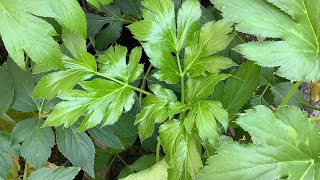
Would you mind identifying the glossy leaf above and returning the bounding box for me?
[11,118,54,169]
[160,120,202,180]
[56,126,95,177]
[136,85,184,140]
[28,167,80,180]
[212,0,320,81]
[198,106,320,179]
[86,0,112,9]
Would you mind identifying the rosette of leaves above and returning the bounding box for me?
[198,106,320,179]
[128,0,236,179]
[212,0,320,81]
[86,0,142,50]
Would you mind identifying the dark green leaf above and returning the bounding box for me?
[28,167,80,180]
[0,63,14,114]
[56,126,95,177]
[271,82,304,107]
[89,126,124,149]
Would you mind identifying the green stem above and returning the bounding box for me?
[25,55,30,69]
[95,72,152,96]
[156,136,161,163]
[301,102,320,111]
[0,113,16,126]
[116,154,134,174]
[23,161,29,180]
[139,65,153,107]
[279,81,302,106]
[311,117,320,122]
[176,51,185,119]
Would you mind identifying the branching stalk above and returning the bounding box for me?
[0,113,16,126]
[279,81,302,106]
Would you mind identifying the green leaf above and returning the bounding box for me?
[212,0,320,81]
[184,100,228,145]
[0,131,19,179]
[0,0,63,71]
[160,120,203,180]
[86,0,113,9]
[128,0,202,83]
[120,160,168,180]
[214,61,260,114]
[271,82,304,107]
[109,113,138,137]
[186,73,229,104]
[56,126,95,177]
[118,154,157,178]
[44,78,135,130]
[183,19,234,76]
[11,118,54,169]
[136,85,184,140]
[198,106,320,179]
[114,0,142,18]
[7,59,39,112]
[97,46,144,83]
[28,167,80,180]
[89,126,124,149]
[0,63,14,114]
[34,31,96,99]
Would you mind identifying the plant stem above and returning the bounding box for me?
[301,102,320,111]
[25,55,30,69]
[139,64,153,107]
[311,117,320,122]
[279,81,302,106]
[23,161,29,180]
[116,154,134,173]
[156,136,161,163]
[176,51,185,119]
[95,72,152,96]
[0,113,16,126]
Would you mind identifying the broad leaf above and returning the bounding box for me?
[198,106,320,179]
[86,0,112,9]
[11,118,54,169]
[271,82,304,107]
[136,85,184,140]
[0,63,14,114]
[34,31,96,99]
[118,154,157,178]
[214,61,260,114]
[160,120,202,180]
[213,0,320,81]
[120,160,168,180]
[44,79,135,130]
[183,19,235,76]
[186,73,228,104]
[89,126,124,149]
[184,100,228,146]
[0,132,19,179]
[56,126,95,177]
[28,167,80,180]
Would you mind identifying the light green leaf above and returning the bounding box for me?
[271,82,304,107]
[97,46,143,83]
[0,0,63,71]
[129,0,202,83]
[120,160,168,180]
[185,100,228,145]
[214,61,260,114]
[34,31,96,99]
[0,63,14,114]
[136,85,184,140]
[11,118,54,169]
[28,167,80,180]
[160,120,202,180]
[198,106,320,179]
[186,73,229,104]
[118,154,157,178]
[56,126,95,177]
[88,126,124,149]
[44,79,135,130]
[49,0,86,38]
[183,19,234,76]
[212,0,320,81]
[86,0,113,9]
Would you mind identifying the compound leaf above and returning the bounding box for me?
[11,118,54,169]
[0,132,19,179]
[56,126,95,177]
[198,106,320,179]
[88,126,124,149]
[212,0,320,81]
[136,85,184,140]
[0,63,14,114]
[28,167,80,180]
[271,82,304,107]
